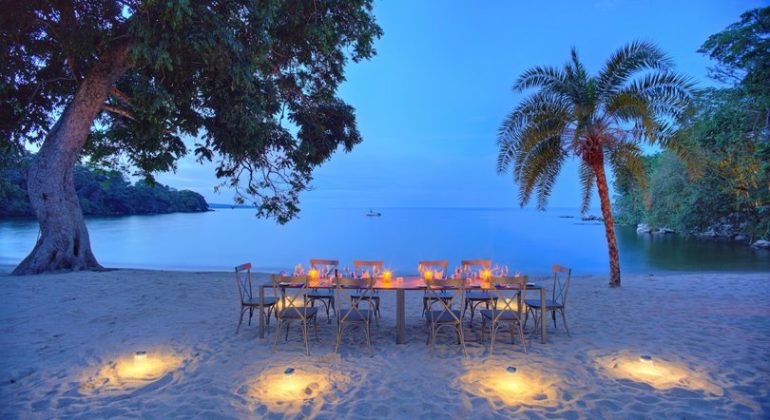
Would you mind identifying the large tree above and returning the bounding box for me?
[496,42,693,287]
[1,1,382,275]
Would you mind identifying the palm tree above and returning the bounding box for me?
[497,42,693,287]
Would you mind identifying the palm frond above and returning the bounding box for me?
[597,41,672,99]
[579,161,595,214]
[513,65,567,93]
[607,142,647,205]
[515,136,566,207]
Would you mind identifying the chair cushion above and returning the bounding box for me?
[351,294,380,300]
[243,297,277,306]
[465,291,498,301]
[426,310,462,323]
[279,307,319,319]
[524,299,563,309]
[480,309,521,321]
[306,290,335,299]
[423,295,453,301]
[338,308,371,322]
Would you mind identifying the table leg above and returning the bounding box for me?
[540,287,546,344]
[258,285,265,339]
[396,290,406,344]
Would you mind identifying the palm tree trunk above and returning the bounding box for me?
[12,42,132,275]
[593,163,621,287]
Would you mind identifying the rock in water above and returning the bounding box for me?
[751,239,770,249]
[636,224,652,234]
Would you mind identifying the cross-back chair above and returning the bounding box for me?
[351,260,383,321]
[271,275,319,356]
[479,275,528,353]
[424,276,467,357]
[307,259,338,323]
[461,259,495,326]
[525,265,572,337]
[235,263,277,334]
[335,276,376,354]
[419,260,451,317]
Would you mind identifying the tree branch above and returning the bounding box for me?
[101,104,136,121]
[110,87,133,105]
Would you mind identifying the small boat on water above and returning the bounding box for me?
[366,209,382,217]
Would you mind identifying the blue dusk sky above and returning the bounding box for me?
[156,0,765,210]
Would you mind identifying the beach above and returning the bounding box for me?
[1,266,768,419]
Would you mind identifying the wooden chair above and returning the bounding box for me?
[424,276,467,357]
[335,276,376,354]
[351,260,383,321]
[235,263,276,334]
[479,275,528,353]
[306,259,338,323]
[461,260,495,326]
[271,275,320,356]
[525,265,572,337]
[418,260,451,317]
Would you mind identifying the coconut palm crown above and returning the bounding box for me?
[497,41,694,287]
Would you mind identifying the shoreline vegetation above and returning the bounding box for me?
[612,10,770,251]
[0,154,209,218]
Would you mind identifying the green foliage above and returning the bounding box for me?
[0,154,208,217]
[497,41,693,210]
[614,7,770,239]
[0,0,382,223]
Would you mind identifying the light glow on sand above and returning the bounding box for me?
[80,349,183,395]
[249,366,347,415]
[596,352,723,395]
[458,362,559,408]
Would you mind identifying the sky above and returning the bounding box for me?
[156,0,765,210]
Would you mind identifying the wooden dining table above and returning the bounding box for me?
[257,277,548,344]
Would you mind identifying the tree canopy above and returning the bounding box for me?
[1,0,383,223]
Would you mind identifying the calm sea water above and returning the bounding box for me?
[1,207,768,275]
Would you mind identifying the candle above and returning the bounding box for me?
[423,270,434,281]
[383,270,392,281]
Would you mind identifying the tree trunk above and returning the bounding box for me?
[593,162,621,287]
[12,42,132,275]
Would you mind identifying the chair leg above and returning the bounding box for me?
[313,316,320,342]
[518,321,527,353]
[236,307,246,334]
[301,321,310,356]
[272,320,283,352]
[552,310,557,329]
[524,307,529,330]
[365,321,373,354]
[458,323,467,358]
[285,321,291,342]
[489,322,497,354]
[560,309,571,337]
[248,307,253,326]
[335,322,343,353]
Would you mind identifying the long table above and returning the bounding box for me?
[257,277,547,344]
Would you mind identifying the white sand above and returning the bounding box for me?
[0,266,768,419]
